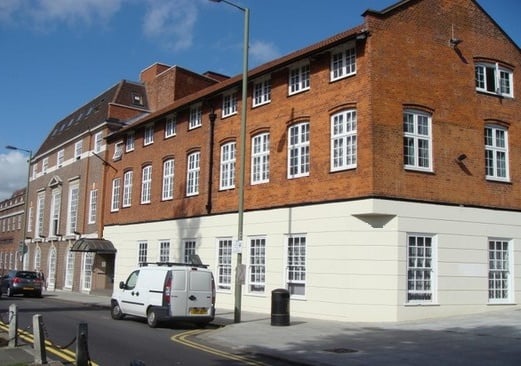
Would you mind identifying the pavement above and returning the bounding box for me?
[1,290,520,365]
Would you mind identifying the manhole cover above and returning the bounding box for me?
[324,348,358,353]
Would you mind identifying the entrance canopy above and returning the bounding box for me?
[70,238,116,254]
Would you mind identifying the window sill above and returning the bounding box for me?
[404,302,440,307]
[487,302,516,306]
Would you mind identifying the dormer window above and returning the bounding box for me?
[113,142,123,161]
[132,93,144,106]
[475,62,513,98]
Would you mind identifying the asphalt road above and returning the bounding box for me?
[0,295,275,366]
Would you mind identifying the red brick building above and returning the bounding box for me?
[0,189,26,273]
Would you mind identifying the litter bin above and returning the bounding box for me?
[271,288,290,326]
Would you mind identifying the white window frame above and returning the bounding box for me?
[57,149,64,167]
[122,170,133,208]
[189,103,202,130]
[67,182,79,235]
[406,233,436,304]
[141,165,152,204]
[113,142,123,161]
[74,141,83,160]
[159,240,170,262]
[248,236,266,294]
[289,61,310,95]
[94,131,103,153]
[186,152,200,196]
[35,192,45,238]
[288,122,310,179]
[330,42,356,81]
[64,249,74,289]
[42,158,48,174]
[475,62,514,98]
[331,109,357,171]
[183,239,197,263]
[49,189,61,236]
[165,114,177,138]
[111,178,121,212]
[144,124,154,146]
[126,132,135,152]
[222,91,238,118]
[88,189,97,224]
[488,238,513,303]
[216,238,233,291]
[252,77,271,107]
[403,109,433,172]
[162,159,175,200]
[485,125,509,182]
[82,252,94,291]
[220,142,236,190]
[138,241,148,266]
[251,133,270,184]
[286,234,306,298]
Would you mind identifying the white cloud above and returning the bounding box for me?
[0,151,29,201]
[143,0,198,51]
[29,0,123,25]
[250,40,280,65]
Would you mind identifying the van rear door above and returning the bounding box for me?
[187,269,213,317]
[170,269,188,317]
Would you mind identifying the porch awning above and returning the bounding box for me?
[70,238,116,253]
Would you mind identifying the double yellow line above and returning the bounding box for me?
[0,322,99,365]
[172,328,267,366]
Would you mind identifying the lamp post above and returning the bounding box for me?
[6,145,32,270]
[209,0,249,323]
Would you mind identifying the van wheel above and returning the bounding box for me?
[147,308,159,328]
[111,302,125,320]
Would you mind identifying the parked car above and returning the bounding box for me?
[1,270,43,297]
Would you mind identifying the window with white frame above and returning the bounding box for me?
[144,125,154,146]
[251,133,270,184]
[49,189,61,236]
[138,241,148,266]
[111,178,121,212]
[253,77,271,107]
[186,152,200,196]
[222,91,238,117]
[113,142,123,161]
[57,149,64,167]
[248,237,266,293]
[159,240,170,262]
[67,183,79,235]
[488,238,512,303]
[288,122,310,178]
[330,43,356,81]
[35,192,45,238]
[126,132,135,152]
[34,247,41,272]
[122,170,133,208]
[82,252,94,291]
[64,249,74,289]
[32,165,37,179]
[183,239,197,263]
[287,235,306,296]
[403,110,432,171]
[94,132,103,153]
[407,234,435,303]
[74,141,82,160]
[189,104,202,129]
[88,189,97,224]
[217,238,232,290]
[475,62,513,97]
[27,206,33,233]
[485,125,509,181]
[162,159,174,200]
[331,109,357,171]
[165,114,177,138]
[289,61,310,95]
[220,142,236,190]
[141,165,152,204]
[42,158,48,174]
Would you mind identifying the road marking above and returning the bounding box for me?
[0,321,99,365]
[172,329,267,366]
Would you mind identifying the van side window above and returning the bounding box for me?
[125,270,139,290]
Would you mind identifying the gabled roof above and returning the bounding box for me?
[35,80,149,158]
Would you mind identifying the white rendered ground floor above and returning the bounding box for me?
[104,198,521,322]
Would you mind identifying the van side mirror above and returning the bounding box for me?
[119,281,126,289]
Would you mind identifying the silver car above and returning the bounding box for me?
[1,270,43,298]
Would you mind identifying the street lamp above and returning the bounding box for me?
[6,145,32,270]
[209,0,249,323]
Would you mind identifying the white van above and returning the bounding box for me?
[110,262,215,327]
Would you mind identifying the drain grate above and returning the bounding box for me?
[324,348,358,354]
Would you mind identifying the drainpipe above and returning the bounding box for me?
[206,109,217,214]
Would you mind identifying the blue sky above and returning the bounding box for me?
[0,0,519,200]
